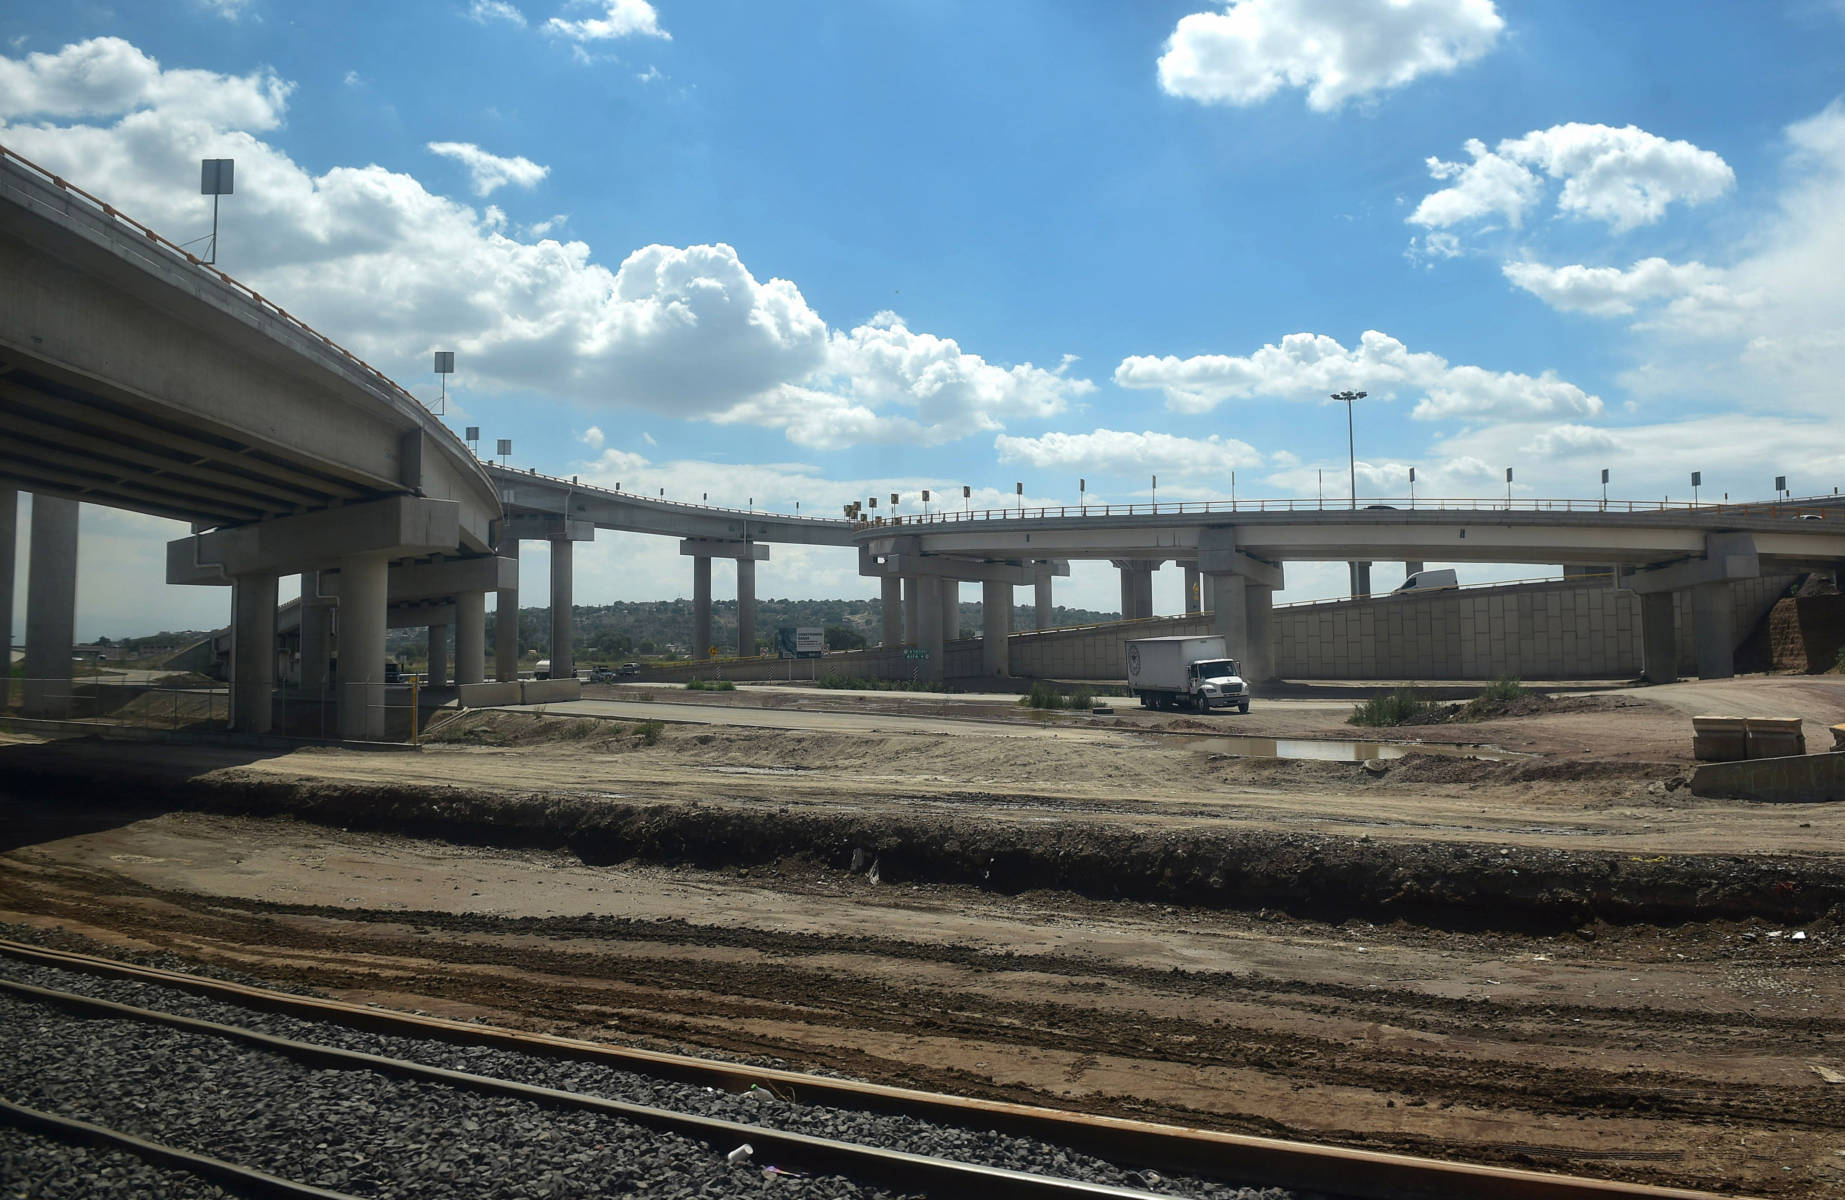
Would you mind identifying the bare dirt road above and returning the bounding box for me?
[4,675,1844,1197]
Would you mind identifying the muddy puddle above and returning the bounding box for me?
[1181,734,1513,762]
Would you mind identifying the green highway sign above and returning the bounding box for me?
[902,649,930,660]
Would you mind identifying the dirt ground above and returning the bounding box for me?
[3,675,1844,1197]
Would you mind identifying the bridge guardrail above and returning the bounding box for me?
[848,495,1845,528]
[490,464,852,527]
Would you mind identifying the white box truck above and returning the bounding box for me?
[1126,634,1250,714]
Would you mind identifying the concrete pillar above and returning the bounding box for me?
[1244,584,1275,682]
[916,575,944,681]
[549,537,574,679]
[981,579,1010,677]
[940,578,960,641]
[0,489,14,709]
[1692,581,1736,680]
[1348,560,1372,600]
[455,591,486,685]
[427,623,449,687]
[300,573,333,692]
[1201,573,1216,615]
[1134,565,1154,620]
[881,575,902,646]
[1034,569,1053,631]
[902,577,919,646]
[229,571,278,733]
[1184,564,1202,615]
[1640,590,1676,685]
[737,556,757,657]
[1210,573,1247,661]
[495,539,520,682]
[1118,567,1135,620]
[23,494,78,720]
[338,552,389,741]
[692,554,713,660]
[1405,561,1425,579]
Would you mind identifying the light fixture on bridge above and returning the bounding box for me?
[1691,471,1702,506]
[1601,467,1609,511]
[495,438,511,467]
[1016,481,1023,515]
[1407,466,1416,509]
[1331,390,1366,509]
[464,426,480,457]
[199,158,234,266]
[1150,473,1157,511]
[432,351,455,416]
[963,485,971,515]
[1776,475,1787,502]
[1505,466,1514,508]
[1079,478,1086,512]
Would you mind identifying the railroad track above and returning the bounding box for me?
[0,940,1740,1200]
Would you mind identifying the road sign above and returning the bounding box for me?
[902,649,930,660]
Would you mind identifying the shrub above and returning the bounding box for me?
[1020,681,1064,709]
[1348,688,1437,727]
[633,719,664,745]
[1477,674,1525,703]
[684,678,735,691]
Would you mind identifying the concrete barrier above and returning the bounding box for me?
[1690,752,1845,803]
[456,681,521,708]
[520,678,581,704]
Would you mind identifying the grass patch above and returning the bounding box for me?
[684,678,737,691]
[633,719,664,745]
[1018,682,1102,710]
[815,674,947,692]
[1348,688,1440,727]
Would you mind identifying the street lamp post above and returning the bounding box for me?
[1331,390,1366,509]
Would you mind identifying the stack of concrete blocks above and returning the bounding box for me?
[1692,715,1805,762]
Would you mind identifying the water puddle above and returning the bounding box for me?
[706,765,814,776]
[1185,735,1510,762]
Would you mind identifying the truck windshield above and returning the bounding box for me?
[1191,659,1238,678]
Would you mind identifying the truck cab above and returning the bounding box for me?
[1186,658,1250,713]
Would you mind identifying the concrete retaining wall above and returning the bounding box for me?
[1691,752,1845,802]
[520,678,582,704]
[457,682,521,708]
[632,575,1796,685]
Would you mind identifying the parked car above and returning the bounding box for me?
[617,662,642,677]
[588,666,617,683]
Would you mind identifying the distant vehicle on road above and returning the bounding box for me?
[617,662,642,677]
[588,666,617,683]
[1392,568,1459,595]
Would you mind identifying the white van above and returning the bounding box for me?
[1392,568,1459,595]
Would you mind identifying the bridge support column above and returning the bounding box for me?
[549,537,574,679]
[940,578,961,642]
[1405,561,1424,579]
[737,557,757,657]
[1640,591,1676,685]
[916,575,945,682]
[338,552,389,741]
[229,571,277,733]
[902,578,919,646]
[427,623,449,688]
[981,579,1010,677]
[300,573,333,693]
[495,540,520,681]
[1034,568,1053,631]
[455,591,486,685]
[1209,573,1248,661]
[881,575,903,646]
[1184,564,1202,615]
[1692,581,1736,680]
[1244,585,1275,682]
[0,489,14,709]
[1348,561,1372,600]
[24,494,78,720]
[692,555,713,660]
[1114,560,1156,620]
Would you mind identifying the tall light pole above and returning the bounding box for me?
[1331,390,1366,509]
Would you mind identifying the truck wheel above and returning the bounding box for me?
[1194,693,1210,715]
[1238,700,1250,714]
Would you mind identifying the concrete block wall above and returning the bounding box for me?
[1009,615,1212,681]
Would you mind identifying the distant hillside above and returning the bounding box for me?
[385,597,1118,659]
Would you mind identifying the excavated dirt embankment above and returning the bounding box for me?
[6,739,1843,934]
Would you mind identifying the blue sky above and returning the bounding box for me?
[6,0,1845,637]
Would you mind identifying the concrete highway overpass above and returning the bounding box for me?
[853,500,1845,682]
[0,144,500,737]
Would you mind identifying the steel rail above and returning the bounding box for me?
[0,1096,366,1200]
[1,976,1160,1200]
[0,941,1742,1200]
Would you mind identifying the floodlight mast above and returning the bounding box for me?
[1331,390,1366,509]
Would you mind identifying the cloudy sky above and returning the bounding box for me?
[6,0,1845,638]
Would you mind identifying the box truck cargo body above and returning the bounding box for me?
[1125,635,1250,714]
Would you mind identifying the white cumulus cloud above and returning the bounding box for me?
[427,141,549,196]
[995,430,1263,476]
[546,0,669,42]
[1411,122,1734,234]
[1115,330,1601,422]
[0,36,288,127]
[1502,257,1740,319]
[468,0,526,25]
[1158,0,1502,112]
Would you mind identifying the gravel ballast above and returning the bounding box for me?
[0,954,1304,1200]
